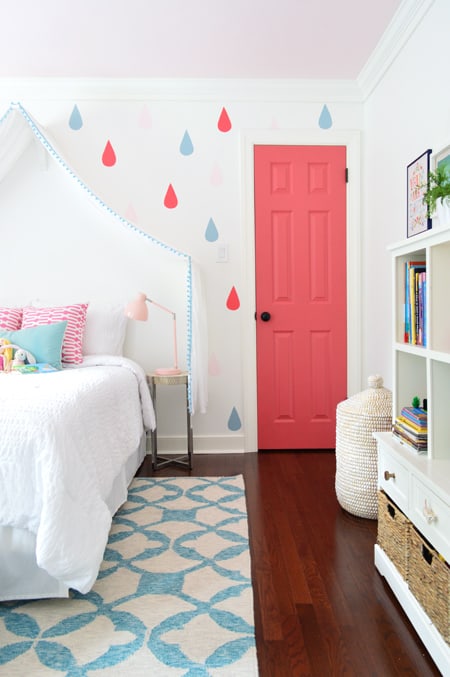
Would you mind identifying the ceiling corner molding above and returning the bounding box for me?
[357,0,435,100]
[0,77,363,104]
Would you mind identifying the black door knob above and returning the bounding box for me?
[261,311,271,322]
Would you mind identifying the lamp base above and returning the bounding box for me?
[154,367,182,376]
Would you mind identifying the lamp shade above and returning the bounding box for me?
[125,292,182,376]
[125,292,148,321]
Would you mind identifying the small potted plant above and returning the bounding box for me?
[422,164,450,225]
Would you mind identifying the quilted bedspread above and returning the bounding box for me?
[0,355,155,593]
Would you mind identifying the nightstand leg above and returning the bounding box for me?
[186,380,193,469]
[150,379,158,470]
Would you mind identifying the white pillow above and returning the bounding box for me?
[83,302,128,356]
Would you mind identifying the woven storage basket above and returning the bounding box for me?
[377,490,411,581]
[409,526,450,644]
[335,375,392,519]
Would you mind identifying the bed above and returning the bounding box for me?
[0,105,206,601]
[0,303,156,601]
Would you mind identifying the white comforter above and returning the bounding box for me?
[0,355,155,594]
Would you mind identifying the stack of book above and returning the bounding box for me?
[392,406,427,453]
[404,260,427,346]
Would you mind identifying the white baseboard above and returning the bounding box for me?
[146,434,247,454]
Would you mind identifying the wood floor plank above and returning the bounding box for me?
[137,450,441,676]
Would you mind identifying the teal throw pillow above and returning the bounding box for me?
[0,321,68,369]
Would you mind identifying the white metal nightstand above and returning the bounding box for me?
[147,372,193,470]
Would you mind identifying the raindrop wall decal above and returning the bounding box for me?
[138,104,152,129]
[226,286,240,310]
[218,107,232,132]
[180,130,194,155]
[228,406,242,431]
[210,164,223,186]
[125,203,138,224]
[164,183,178,209]
[69,104,83,130]
[102,140,116,167]
[209,353,220,376]
[319,104,333,129]
[205,217,219,242]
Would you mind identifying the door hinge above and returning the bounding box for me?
[345,167,349,183]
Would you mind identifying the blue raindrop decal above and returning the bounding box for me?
[69,104,83,130]
[180,130,194,155]
[205,217,219,242]
[228,407,242,431]
[319,104,332,129]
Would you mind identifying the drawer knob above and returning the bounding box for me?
[384,470,396,481]
[423,499,437,524]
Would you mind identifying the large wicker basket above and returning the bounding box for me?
[377,490,411,581]
[335,375,392,519]
[409,526,450,644]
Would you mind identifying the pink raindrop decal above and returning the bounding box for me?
[228,406,242,431]
[226,286,240,310]
[125,203,138,224]
[209,353,220,376]
[138,104,152,129]
[69,104,83,130]
[210,164,223,186]
[218,107,232,132]
[102,140,116,167]
[164,184,178,209]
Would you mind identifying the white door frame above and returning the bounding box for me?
[240,129,362,452]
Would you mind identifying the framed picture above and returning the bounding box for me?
[433,144,450,173]
[407,149,432,237]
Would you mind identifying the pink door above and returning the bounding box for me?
[254,145,347,449]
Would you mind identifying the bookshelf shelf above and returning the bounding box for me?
[374,225,450,674]
[387,226,450,460]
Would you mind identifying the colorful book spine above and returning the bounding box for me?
[404,261,426,345]
[396,415,428,435]
[401,406,427,424]
[392,429,427,453]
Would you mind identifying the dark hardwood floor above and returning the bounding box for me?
[136,451,441,676]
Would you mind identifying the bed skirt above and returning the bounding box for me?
[0,432,147,601]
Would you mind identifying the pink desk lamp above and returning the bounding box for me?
[125,292,182,376]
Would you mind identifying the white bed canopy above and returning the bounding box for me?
[0,102,207,414]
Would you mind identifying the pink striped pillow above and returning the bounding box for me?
[22,303,88,364]
[0,306,23,331]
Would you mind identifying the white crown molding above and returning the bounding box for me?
[357,0,436,100]
[0,77,363,104]
[0,1,435,106]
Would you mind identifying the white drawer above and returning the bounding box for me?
[377,445,409,512]
[410,476,450,564]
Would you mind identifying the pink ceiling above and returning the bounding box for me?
[0,0,403,79]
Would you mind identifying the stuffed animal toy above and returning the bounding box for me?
[12,349,28,369]
[0,339,13,371]
[0,338,13,371]
[0,342,36,371]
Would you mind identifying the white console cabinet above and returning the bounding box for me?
[374,225,450,676]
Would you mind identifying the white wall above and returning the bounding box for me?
[1,0,445,452]
[363,0,450,391]
[0,83,363,452]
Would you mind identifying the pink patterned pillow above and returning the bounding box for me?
[22,303,88,364]
[0,306,22,331]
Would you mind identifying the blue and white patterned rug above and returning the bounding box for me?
[0,475,258,676]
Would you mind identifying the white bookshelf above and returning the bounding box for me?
[374,225,450,676]
[389,225,450,460]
